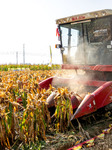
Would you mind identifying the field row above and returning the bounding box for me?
[0,64,61,71]
[0,69,74,149]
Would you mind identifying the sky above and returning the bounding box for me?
[0,0,112,64]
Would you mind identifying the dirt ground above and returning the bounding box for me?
[41,118,112,150]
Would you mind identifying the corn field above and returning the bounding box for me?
[0,65,73,149]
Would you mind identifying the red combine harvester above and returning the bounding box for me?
[39,9,112,121]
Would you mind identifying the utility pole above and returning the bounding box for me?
[16,51,18,64]
[23,44,25,64]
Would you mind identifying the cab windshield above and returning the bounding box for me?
[60,17,112,65]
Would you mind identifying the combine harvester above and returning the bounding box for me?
[39,9,112,121]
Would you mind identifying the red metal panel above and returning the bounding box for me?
[93,65,112,72]
[39,77,53,90]
[71,94,96,119]
[71,81,112,119]
[62,64,112,72]
[61,64,94,70]
[92,81,112,108]
[71,96,80,109]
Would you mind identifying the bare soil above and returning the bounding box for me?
[41,118,112,150]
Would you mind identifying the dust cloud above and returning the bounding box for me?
[52,42,102,99]
[52,69,96,100]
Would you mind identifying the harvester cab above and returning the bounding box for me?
[39,9,112,120]
[55,9,112,66]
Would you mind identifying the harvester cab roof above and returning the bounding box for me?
[55,9,112,66]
